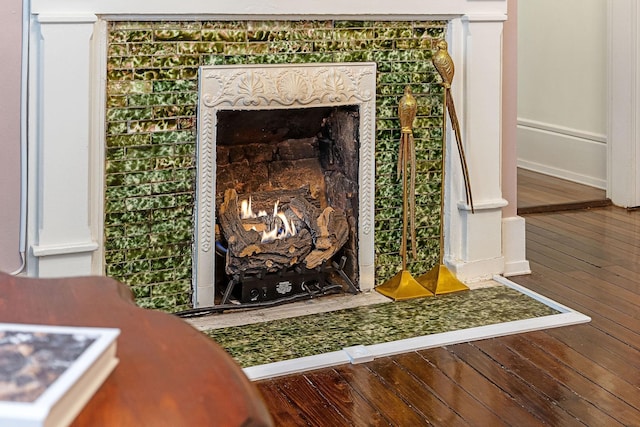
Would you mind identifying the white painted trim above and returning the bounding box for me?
[607,0,640,207]
[444,17,509,280]
[27,14,100,277]
[32,241,99,257]
[446,255,504,282]
[30,0,506,16]
[90,20,108,275]
[457,198,508,211]
[243,276,590,380]
[502,216,530,277]
[518,118,606,144]
[518,162,606,191]
[517,122,607,189]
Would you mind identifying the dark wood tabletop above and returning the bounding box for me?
[0,272,272,426]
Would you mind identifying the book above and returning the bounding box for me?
[0,323,120,427]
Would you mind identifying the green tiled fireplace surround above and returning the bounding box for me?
[105,20,446,312]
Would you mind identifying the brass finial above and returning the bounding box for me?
[432,39,474,213]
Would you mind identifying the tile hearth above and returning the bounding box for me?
[188,280,561,368]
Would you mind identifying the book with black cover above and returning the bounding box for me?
[0,323,120,427]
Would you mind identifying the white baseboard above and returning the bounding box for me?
[517,119,607,189]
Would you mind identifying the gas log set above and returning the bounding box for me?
[213,106,361,306]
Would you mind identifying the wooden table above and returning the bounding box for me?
[0,273,272,426]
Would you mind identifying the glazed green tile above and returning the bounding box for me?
[127,119,176,133]
[125,245,178,262]
[134,297,155,309]
[131,285,152,299]
[120,209,153,223]
[149,130,194,144]
[147,295,177,310]
[130,42,178,56]
[105,19,447,312]
[131,68,161,81]
[107,122,128,135]
[108,80,153,95]
[153,80,197,93]
[105,183,151,200]
[107,69,134,81]
[395,39,422,50]
[104,250,125,265]
[147,180,189,195]
[150,256,189,271]
[173,194,195,208]
[124,145,173,159]
[150,217,191,235]
[175,292,192,307]
[149,229,191,247]
[120,170,169,186]
[153,29,201,42]
[152,280,191,296]
[104,234,147,251]
[103,198,127,215]
[172,266,192,281]
[104,225,125,240]
[151,206,192,223]
[106,158,157,174]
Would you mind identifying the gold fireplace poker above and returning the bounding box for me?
[374,85,434,301]
[397,85,418,262]
[432,39,474,213]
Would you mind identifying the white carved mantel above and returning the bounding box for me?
[26,0,526,303]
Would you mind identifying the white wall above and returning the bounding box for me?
[517,0,607,188]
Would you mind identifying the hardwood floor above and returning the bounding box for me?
[517,168,610,214]
[255,190,640,425]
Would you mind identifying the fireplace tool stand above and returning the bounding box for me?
[376,40,472,300]
[416,39,470,295]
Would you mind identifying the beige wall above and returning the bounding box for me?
[0,0,23,273]
[517,0,607,187]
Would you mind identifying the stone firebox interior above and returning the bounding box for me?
[105,20,446,312]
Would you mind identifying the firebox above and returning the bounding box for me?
[194,63,377,308]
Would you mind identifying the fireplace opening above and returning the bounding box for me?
[213,106,361,305]
[194,62,377,309]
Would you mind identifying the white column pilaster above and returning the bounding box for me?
[28,13,99,277]
[445,15,508,281]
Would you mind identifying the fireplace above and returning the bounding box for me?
[195,63,376,306]
[25,0,523,313]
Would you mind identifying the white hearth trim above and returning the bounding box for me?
[243,276,590,381]
[195,63,376,307]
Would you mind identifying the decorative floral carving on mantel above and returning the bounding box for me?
[201,64,375,108]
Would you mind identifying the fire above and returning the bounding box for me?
[240,197,297,243]
[240,196,267,219]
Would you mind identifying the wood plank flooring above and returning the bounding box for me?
[517,168,610,214]
[255,202,640,425]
